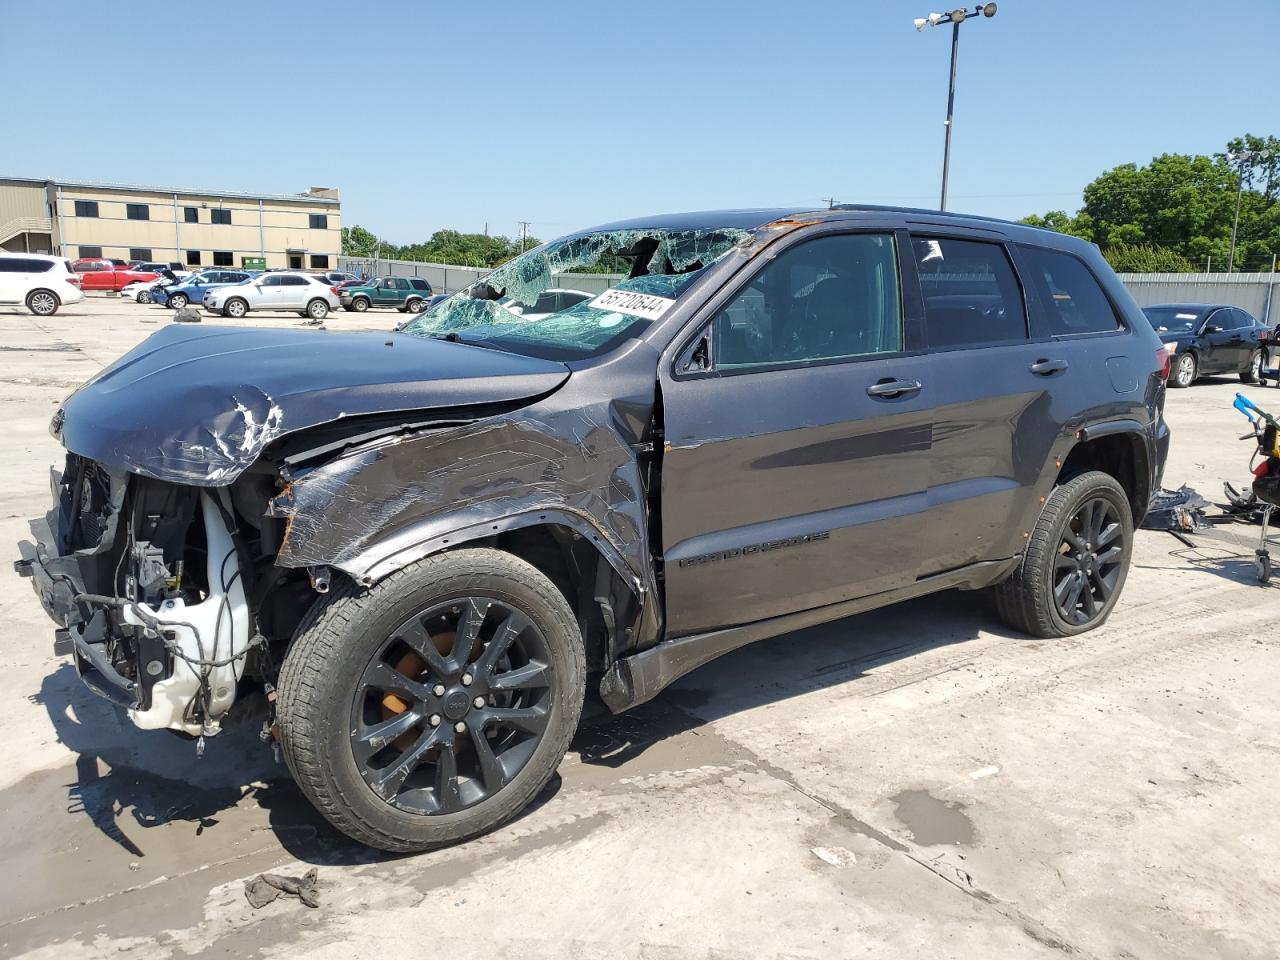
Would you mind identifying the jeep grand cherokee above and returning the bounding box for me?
[16,206,1170,852]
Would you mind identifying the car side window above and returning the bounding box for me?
[263,275,283,286]
[283,276,308,286]
[1204,308,1230,331]
[1229,308,1254,330]
[711,233,901,370]
[1018,246,1120,336]
[913,236,1027,348]
[395,278,411,290]
[409,278,429,290]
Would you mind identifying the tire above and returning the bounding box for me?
[1170,352,1197,388]
[223,297,248,319]
[343,305,355,312]
[307,298,329,320]
[1257,553,1272,584]
[168,293,188,310]
[26,289,59,317]
[352,297,370,312]
[1241,349,1262,384]
[276,547,586,852]
[992,470,1134,639]
[405,298,424,313]
[138,290,152,304]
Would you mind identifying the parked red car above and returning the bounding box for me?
[71,259,159,292]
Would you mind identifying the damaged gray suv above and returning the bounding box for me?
[17,207,1170,851]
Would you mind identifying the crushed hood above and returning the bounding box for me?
[55,325,571,485]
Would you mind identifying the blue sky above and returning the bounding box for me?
[1,0,1273,244]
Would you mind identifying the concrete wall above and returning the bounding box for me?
[51,184,340,270]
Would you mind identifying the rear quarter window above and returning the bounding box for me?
[1019,246,1121,336]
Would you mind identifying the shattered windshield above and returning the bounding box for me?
[401,226,751,359]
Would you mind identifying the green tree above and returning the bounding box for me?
[1021,133,1279,272]
[341,225,380,258]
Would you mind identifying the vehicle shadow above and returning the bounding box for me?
[27,588,1015,866]
[571,588,1021,767]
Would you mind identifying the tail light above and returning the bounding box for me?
[66,275,81,288]
[1156,345,1171,380]
[330,286,340,296]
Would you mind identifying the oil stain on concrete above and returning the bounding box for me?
[889,789,976,846]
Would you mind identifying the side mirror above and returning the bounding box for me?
[1204,323,1222,334]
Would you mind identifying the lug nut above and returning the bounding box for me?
[454,721,466,733]
[461,673,473,687]
[429,714,441,727]
[433,684,446,696]
[473,696,485,709]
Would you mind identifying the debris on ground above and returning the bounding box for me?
[172,307,202,323]
[811,846,857,867]
[244,868,320,909]
[1143,485,1211,535]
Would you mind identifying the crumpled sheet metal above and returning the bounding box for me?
[271,403,651,595]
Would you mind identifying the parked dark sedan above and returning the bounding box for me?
[1143,303,1267,387]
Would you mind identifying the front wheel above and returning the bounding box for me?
[26,289,59,316]
[352,297,369,313]
[223,298,248,318]
[1170,352,1196,388]
[168,293,188,310]
[1241,349,1262,384]
[307,298,329,320]
[276,548,586,852]
[138,290,152,304]
[992,470,1134,638]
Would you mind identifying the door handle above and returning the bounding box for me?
[866,378,922,398]
[1030,358,1069,376]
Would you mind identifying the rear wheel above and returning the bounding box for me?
[168,293,188,310]
[26,289,59,316]
[1241,349,1262,384]
[1170,352,1197,388]
[276,548,585,852]
[993,471,1133,638]
[405,297,424,313]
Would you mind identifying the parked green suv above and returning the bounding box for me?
[340,276,433,313]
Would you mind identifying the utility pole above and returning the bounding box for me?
[518,221,531,254]
[1228,148,1275,273]
[913,4,999,211]
[822,197,837,209]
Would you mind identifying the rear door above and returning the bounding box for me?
[910,231,1068,573]
[0,258,27,303]
[659,226,933,637]
[279,275,310,307]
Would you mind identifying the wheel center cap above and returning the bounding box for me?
[443,689,471,720]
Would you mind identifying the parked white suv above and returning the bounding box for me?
[0,254,84,316]
[203,272,339,320]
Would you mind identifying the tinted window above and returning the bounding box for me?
[282,276,308,286]
[1019,246,1120,336]
[126,204,149,221]
[186,250,202,265]
[309,253,330,268]
[211,209,232,225]
[913,237,1027,348]
[184,207,199,223]
[1228,308,1255,330]
[78,246,102,260]
[0,260,22,273]
[213,251,234,266]
[395,278,411,290]
[3,258,53,273]
[262,275,283,286]
[713,233,902,369]
[74,200,98,217]
[309,214,328,230]
[409,278,430,290]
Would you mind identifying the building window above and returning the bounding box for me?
[213,251,234,266]
[186,250,202,266]
[78,245,103,259]
[288,254,303,269]
[309,213,328,230]
[309,254,330,269]
[126,203,150,221]
[211,208,232,225]
[74,200,99,217]
[129,248,153,262]
[184,207,199,223]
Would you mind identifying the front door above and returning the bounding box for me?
[659,229,933,638]
[375,277,402,306]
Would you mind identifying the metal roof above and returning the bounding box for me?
[0,175,340,206]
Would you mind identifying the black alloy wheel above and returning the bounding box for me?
[1052,497,1125,626]
[351,597,553,815]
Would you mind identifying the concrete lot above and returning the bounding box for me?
[1,294,1278,959]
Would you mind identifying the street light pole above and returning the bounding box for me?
[914,4,999,212]
[1228,148,1275,273]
